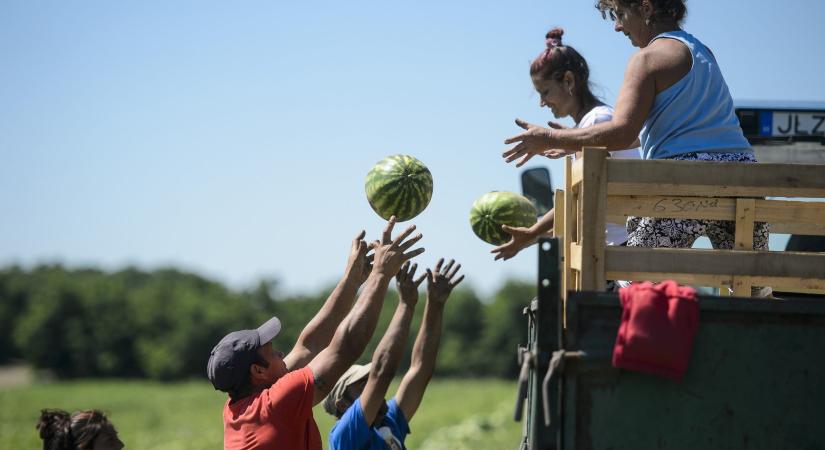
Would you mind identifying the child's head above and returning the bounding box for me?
[529,28,598,119]
[37,409,124,450]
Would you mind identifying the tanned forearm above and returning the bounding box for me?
[287,272,360,370]
[309,273,392,402]
[530,208,555,237]
[360,301,415,424]
[396,300,444,420]
[548,121,639,152]
[335,274,392,359]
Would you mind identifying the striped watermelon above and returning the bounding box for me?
[470,191,537,245]
[365,155,433,222]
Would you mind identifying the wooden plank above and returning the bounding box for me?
[604,197,825,233]
[605,271,732,287]
[579,150,607,290]
[569,243,582,271]
[564,157,575,298]
[732,276,753,297]
[604,272,825,293]
[732,199,757,296]
[554,189,566,302]
[608,183,825,198]
[571,155,583,187]
[606,159,825,198]
[553,189,564,239]
[754,199,825,224]
[606,195,736,221]
[769,223,825,236]
[604,247,825,279]
[735,199,756,251]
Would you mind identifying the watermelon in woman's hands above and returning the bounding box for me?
[365,155,433,222]
[470,191,537,245]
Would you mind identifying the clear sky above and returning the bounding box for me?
[2,1,824,297]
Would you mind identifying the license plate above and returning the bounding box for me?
[760,111,825,137]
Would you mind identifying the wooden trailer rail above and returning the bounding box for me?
[553,149,825,298]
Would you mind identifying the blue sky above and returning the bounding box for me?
[2,1,824,297]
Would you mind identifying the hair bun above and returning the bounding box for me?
[545,27,564,48]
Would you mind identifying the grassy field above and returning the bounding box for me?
[0,378,521,449]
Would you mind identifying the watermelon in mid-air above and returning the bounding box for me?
[470,191,537,245]
[365,155,433,222]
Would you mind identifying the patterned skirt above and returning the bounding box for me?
[626,151,770,251]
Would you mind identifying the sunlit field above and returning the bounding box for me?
[0,378,520,450]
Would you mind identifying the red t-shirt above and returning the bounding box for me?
[223,366,321,450]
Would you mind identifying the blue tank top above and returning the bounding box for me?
[638,31,751,160]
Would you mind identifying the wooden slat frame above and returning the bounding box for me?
[561,151,825,300]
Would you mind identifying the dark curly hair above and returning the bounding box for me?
[36,409,116,450]
[595,0,687,25]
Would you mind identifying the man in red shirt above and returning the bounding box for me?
[207,218,424,450]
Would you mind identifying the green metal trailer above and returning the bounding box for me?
[516,238,825,450]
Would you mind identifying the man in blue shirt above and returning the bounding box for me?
[323,258,464,450]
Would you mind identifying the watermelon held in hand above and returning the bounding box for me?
[365,155,433,222]
[470,191,537,245]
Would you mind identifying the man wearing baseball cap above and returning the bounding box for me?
[207,218,424,450]
[324,258,463,450]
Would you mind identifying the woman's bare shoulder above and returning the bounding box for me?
[638,38,692,92]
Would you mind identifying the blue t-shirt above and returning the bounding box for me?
[329,397,410,450]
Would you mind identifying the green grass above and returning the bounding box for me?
[0,378,521,449]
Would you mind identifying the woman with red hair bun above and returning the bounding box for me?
[493,27,640,265]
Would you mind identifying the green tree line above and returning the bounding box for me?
[0,265,536,380]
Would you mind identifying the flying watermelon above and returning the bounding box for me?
[365,155,433,222]
[470,191,537,245]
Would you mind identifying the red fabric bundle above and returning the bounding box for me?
[612,280,699,380]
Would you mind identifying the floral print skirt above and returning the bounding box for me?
[626,151,770,252]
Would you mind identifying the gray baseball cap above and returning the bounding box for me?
[206,316,282,393]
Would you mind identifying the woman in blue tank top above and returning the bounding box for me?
[501,0,769,295]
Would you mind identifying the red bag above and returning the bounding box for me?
[612,280,699,380]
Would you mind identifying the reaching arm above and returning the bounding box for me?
[396,258,464,421]
[308,218,425,405]
[359,262,423,425]
[284,231,373,371]
[491,208,555,261]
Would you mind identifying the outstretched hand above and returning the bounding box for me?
[503,118,554,166]
[396,261,426,306]
[490,225,540,261]
[372,216,425,278]
[426,258,464,304]
[346,230,375,285]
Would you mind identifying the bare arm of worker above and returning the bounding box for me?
[503,43,679,161]
[396,258,464,421]
[285,231,374,371]
[308,218,425,404]
[491,208,556,261]
[359,262,424,425]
